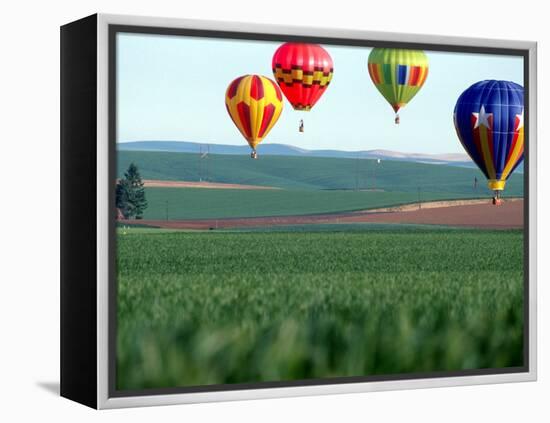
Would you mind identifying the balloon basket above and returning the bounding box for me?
[394,115,400,125]
[250,151,258,159]
[492,197,503,206]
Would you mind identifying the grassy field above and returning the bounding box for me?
[116,228,524,390]
[118,150,524,195]
[142,187,487,220]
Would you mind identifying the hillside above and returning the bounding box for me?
[118,150,524,197]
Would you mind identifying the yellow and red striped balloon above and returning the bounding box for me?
[225,75,284,154]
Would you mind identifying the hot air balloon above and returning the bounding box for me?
[453,80,524,204]
[368,48,429,124]
[225,75,284,158]
[272,43,333,132]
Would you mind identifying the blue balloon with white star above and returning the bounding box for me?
[453,80,524,192]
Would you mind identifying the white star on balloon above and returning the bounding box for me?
[472,105,493,129]
[516,109,524,130]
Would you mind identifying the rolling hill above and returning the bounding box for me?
[118,150,524,197]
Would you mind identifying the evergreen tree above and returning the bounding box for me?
[116,163,148,219]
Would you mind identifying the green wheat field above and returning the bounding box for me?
[116,226,524,390]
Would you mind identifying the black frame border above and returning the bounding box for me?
[107,23,530,399]
[60,14,98,409]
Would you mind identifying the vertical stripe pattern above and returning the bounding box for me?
[367,48,429,114]
[453,80,524,191]
[225,75,284,150]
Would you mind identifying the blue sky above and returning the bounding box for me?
[116,33,523,154]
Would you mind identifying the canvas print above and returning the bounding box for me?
[114,31,525,392]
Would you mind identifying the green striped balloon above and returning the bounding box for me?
[368,48,429,124]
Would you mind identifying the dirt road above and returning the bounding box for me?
[142,180,279,190]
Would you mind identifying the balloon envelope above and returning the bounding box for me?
[368,48,428,119]
[272,42,333,111]
[453,80,524,191]
[225,75,284,151]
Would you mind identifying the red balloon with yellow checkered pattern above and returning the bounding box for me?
[272,43,333,111]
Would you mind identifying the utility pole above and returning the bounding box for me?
[198,144,209,182]
[206,144,210,182]
[201,144,202,182]
[355,154,359,191]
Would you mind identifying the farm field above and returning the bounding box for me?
[116,228,524,390]
[134,198,523,230]
[119,150,524,221]
[142,187,484,220]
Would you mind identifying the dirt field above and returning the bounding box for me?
[124,198,524,230]
[142,179,278,190]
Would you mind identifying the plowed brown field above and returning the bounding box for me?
[123,198,523,230]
